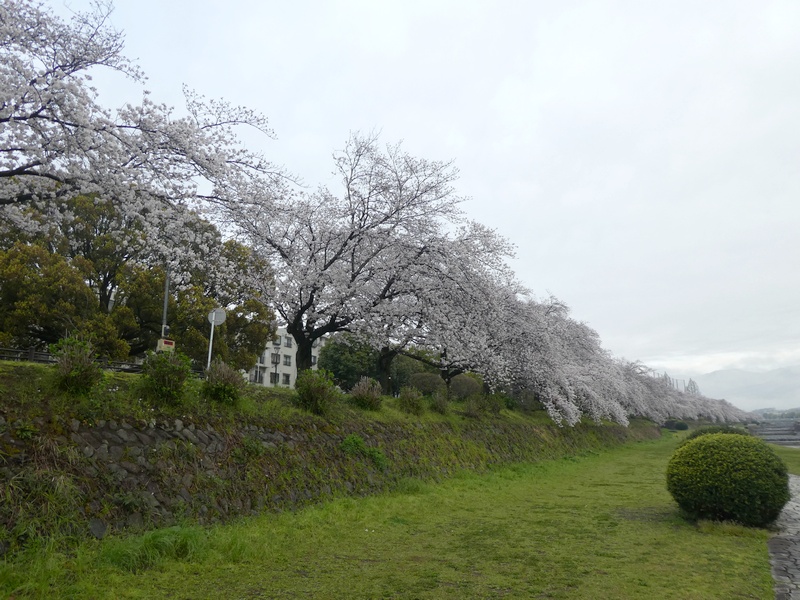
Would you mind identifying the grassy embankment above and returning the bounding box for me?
[3,429,791,599]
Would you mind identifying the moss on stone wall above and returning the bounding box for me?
[0,408,659,553]
[0,361,660,554]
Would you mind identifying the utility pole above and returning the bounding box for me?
[157,269,176,352]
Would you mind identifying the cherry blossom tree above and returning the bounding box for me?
[344,220,521,392]
[226,133,466,372]
[0,0,287,224]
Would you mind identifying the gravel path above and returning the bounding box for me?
[770,475,800,599]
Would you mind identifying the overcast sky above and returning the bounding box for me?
[56,0,800,378]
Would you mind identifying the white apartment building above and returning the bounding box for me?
[248,326,324,388]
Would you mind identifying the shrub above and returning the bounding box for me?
[663,419,689,430]
[485,394,505,415]
[348,377,383,411]
[397,386,425,416]
[430,389,448,415]
[202,359,245,406]
[677,425,750,448]
[666,433,789,527]
[463,393,505,418]
[142,351,191,406]
[463,394,483,418]
[294,369,340,416]
[340,434,388,470]
[408,372,445,396]
[50,336,102,394]
[493,393,517,411]
[450,374,482,399]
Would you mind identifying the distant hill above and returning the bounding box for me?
[694,366,800,411]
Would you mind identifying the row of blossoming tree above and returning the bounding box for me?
[0,0,748,425]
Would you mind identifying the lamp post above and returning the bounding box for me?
[271,352,280,386]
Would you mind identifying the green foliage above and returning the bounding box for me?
[348,376,383,411]
[50,336,102,395]
[500,393,518,411]
[463,393,504,418]
[664,419,689,430]
[340,434,389,470]
[233,435,267,463]
[484,394,506,415]
[430,389,449,415]
[340,433,368,455]
[0,242,97,349]
[141,351,191,406]
[666,433,789,527]
[463,394,483,418]
[202,359,245,406]
[12,418,37,440]
[397,386,426,416]
[678,425,750,447]
[408,372,445,396]
[99,526,208,573]
[318,334,380,390]
[3,195,276,367]
[449,373,482,399]
[293,369,340,416]
[390,353,438,394]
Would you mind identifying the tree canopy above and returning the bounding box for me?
[0,0,751,426]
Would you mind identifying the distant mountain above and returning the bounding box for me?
[694,366,800,411]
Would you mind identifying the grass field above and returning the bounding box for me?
[3,432,789,599]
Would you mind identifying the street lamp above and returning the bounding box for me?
[271,352,280,386]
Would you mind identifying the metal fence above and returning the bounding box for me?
[0,347,208,376]
[1,347,142,374]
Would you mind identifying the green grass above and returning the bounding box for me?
[770,444,800,476]
[1,435,774,599]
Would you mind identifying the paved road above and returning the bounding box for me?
[771,475,800,599]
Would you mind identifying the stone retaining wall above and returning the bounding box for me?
[0,412,660,547]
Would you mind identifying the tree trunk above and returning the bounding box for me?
[377,347,398,395]
[294,337,314,374]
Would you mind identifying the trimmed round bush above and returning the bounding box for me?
[666,433,789,527]
[450,374,481,400]
[677,425,750,449]
[408,372,445,396]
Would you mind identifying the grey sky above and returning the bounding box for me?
[58,0,800,377]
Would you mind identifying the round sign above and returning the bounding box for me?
[208,308,226,325]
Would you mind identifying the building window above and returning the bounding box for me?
[282,373,290,385]
[271,353,280,365]
[311,355,317,366]
[272,336,281,346]
[269,372,278,384]
[283,355,291,366]
[284,336,292,348]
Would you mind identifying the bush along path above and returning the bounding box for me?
[771,475,800,600]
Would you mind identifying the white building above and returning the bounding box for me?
[248,326,324,388]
